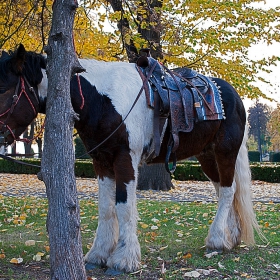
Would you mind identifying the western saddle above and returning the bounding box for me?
[136,50,224,173]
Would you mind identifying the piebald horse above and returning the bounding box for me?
[0,45,262,275]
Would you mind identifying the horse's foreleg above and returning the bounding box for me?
[106,153,141,275]
[85,176,118,269]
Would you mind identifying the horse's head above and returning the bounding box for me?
[0,44,46,146]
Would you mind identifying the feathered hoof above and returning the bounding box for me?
[105,267,125,276]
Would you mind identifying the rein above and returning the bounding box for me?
[1,62,157,166]
[0,153,41,168]
[0,76,40,146]
[76,61,158,159]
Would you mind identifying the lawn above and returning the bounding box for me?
[0,195,279,279]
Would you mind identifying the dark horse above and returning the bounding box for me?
[0,45,262,275]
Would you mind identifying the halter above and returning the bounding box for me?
[0,76,39,146]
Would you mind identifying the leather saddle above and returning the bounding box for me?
[136,51,222,173]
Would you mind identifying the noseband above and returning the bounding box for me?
[0,76,39,146]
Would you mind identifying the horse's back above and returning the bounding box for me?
[212,77,246,124]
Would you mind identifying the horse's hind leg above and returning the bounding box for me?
[85,175,119,269]
[197,149,241,251]
[200,124,262,252]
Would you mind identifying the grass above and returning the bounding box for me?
[0,195,279,279]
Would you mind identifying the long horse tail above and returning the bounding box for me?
[233,124,266,245]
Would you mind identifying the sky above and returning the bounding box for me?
[245,42,280,110]
[243,0,280,110]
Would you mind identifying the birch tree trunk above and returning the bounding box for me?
[40,0,86,279]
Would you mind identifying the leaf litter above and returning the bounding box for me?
[0,173,279,279]
[1,173,280,202]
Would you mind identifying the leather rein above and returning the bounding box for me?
[0,76,40,146]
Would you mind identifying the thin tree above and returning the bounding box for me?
[39,0,86,279]
[108,0,173,190]
[248,101,271,161]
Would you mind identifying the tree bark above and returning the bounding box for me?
[137,0,163,59]
[40,0,86,279]
[138,163,173,191]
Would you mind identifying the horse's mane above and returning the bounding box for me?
[0,50,46,85]
[24,51,46,85]
[0,51,12,82]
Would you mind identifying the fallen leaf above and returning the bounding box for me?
[140,223,149,229]
[161,262,166,274]
[183,252,192,259]
[196,269,210,275]
[218,262,225,269]
[159,245,168,251]
[184,271,200,278]
[33,254,41,261]
[205,251,218,258]
[10,257,23,264]
[44,245,50,252]
[25,240,36,246]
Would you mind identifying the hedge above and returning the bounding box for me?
[0,158,95,178]
[0,158,280,183]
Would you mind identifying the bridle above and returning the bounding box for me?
[0,75,40,146]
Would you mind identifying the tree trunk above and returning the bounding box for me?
[40,0,86,279]
[257,113,263,161]
[138,163,174,190]
[36,137,43,158]
[11,142,16,155]
[137,0,163,59]
[23,121,35,157]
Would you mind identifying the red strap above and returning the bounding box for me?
[76,74,84,110]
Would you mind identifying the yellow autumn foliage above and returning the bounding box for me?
[0,0,279,99]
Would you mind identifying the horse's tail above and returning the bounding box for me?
[233,124,266,245]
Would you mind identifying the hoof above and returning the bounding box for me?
[85,262,101,271]
[206,248,223,254]
[105,267,125,276]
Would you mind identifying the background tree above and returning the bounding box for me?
[95,0,280,99]
[248,101,271,161]
[107,0,173,190]
[267,104,280,152]
[1,0,280,174]
[1,1,279,99]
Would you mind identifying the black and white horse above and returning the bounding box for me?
[0,44,262,275]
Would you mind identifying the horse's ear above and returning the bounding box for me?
[137,56,149,68]
[1,50,10,59]
[12,44,26,74]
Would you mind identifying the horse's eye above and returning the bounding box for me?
[0,87,7,94]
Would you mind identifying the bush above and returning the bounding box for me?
[0,158,95,178]
[0,158,279,183]
[250,163,280,183]
[74,137,90,159]
[270,152,280,162]
[248,151,260,162]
